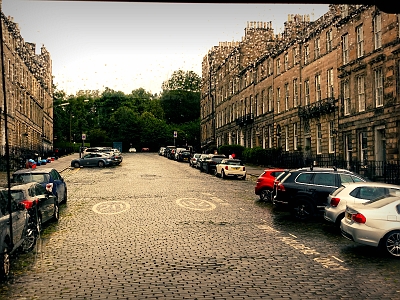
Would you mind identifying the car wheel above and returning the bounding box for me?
[73,162,80,168]
[292,199,314,221]
[0,246,10,281]
[98,161,105,167]
[221,170,226,179]
[20,225,37,253]
[382,230,400,257]
[213,169,218,177]
[53,203,59,222]
[260,189,272,202]
[241,174,247,180]
[334,213,345,228]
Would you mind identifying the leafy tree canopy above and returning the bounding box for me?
[161,70,201,92]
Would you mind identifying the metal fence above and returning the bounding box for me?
[252,151,400,184]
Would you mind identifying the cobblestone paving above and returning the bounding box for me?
[0,153,399,299]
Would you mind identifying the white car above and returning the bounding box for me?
[324,182,400,227]
[129,148,136,153]
[214,158,246,180]
[341,195,400,257]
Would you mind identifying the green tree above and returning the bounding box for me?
[160,90,200,124]
[108,106,141,150]
[140,111,169,150]
[161,70,201,92]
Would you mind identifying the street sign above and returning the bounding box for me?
[174,131,177,138]
[82,133,86,140]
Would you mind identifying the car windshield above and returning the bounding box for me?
[13,173,48,184]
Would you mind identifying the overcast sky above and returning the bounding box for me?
[2,1,330,96]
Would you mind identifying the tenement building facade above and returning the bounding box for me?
[0,13,53,156]
[201,4,400,166]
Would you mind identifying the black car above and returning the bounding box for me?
[12,167,68,205]
[200,154,226,174]
[177,150,191,162]
[273,166,368,220]
[0,187,36,280]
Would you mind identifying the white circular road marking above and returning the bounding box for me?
[176,198,216,211]
[92,201,131,215]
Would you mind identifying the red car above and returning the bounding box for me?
[255,168,285,202]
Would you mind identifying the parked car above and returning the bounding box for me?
[189,153,201,168]
[129,147,137,153]
[255,168,285,202]
[158,147,165,156]
[177,150,191,162]
[325,182,400,227]
[196,154,210,169]
[200,154,226,174]
[83,147,104,155]
[341,195,400,257]
[99,148,123,165]
[174,148,187,161]
[10,182,59,233]
[12,167,68,205]
[214,158,246,180]
[273,166,368,220]
[71,152,113,168]
[0,187,35,280]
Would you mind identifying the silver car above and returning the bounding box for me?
[341,195,400,257]
[324,182,400,227]
[70,152,113,168]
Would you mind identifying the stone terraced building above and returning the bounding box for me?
[0,12,53,156]
[201,4,400,169]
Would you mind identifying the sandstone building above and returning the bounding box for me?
[0,12,53,157]
[201,4,400,168]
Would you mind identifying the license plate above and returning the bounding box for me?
[184,158,188,161]
[232,167,239,170]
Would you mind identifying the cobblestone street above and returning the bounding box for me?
[0,153,399,299]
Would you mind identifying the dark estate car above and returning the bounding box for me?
[12,167,68,205]
[176,150,191,162]
[273,166,368,220]
[0,187,35,280]
[200,154,226,174]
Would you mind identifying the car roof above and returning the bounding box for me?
[291,166,358,174]
[13,167,55,175]
[341,182,400,189]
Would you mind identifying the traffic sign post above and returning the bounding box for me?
[174,131,177,146]
[80,133,86,158]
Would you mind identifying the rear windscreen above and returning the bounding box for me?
[13,173,48,184]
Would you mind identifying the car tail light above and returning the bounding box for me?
[20,200,34,209]
[225,166,229,170]
[352,213,366,224]
[330,197,340,207]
